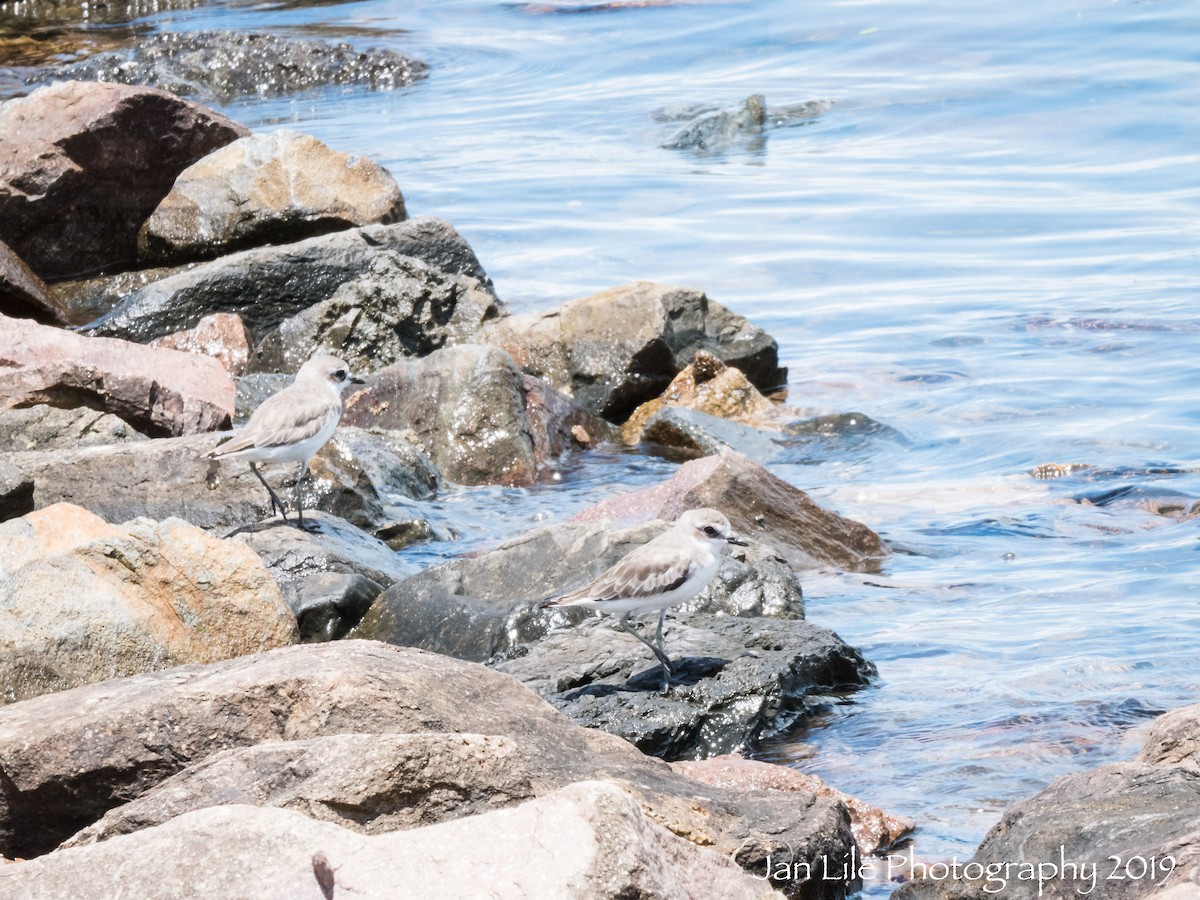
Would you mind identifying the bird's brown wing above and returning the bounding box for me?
[548,540,694,605]
[208,388,339,457]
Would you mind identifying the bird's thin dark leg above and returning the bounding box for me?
[250,462,288,522]
[617,611,673,690]
[294,461,317,532]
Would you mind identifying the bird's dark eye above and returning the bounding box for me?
[702,525,718,537]
[335,369,347,379]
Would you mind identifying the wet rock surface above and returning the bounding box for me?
[85,217,492,343]
[148,311,253,376]
[0,405,145,452]
[0,313,235,437]
[0,80,248,279]
[475,280,787,421]
[139,130,408,265]
[27,30,430,103]
[252,251,505,375]
[0,641,861,896]
[641,405,789,461]
[0,503,297,704]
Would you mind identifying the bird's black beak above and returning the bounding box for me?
[727,534,749,546]
[350,376,366,385]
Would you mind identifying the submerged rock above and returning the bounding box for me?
[641,406,788,461]
[0,80,249,280]
[0,503,297,704]
[252,251,504,376]
[0,313,234,438]
[86,217,493,344]
[139,130,408,265]
[659,94,831,153]
[475,280,786,422]
[26,31,429,103]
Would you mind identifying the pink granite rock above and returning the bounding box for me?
[0,239,70,326]
[150,312,253,376]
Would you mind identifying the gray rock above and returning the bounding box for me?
[27,30,429,104]
[354,518,804,663]
[0,461,34,521]
[287,572,384,643]
[0,80,249,280]
[642,405,787,461]
[0,433,394,532]
[475,280,786,421]
[7,784,779,900]
[139,130,408,265]
[85,217,494,344]
[0,237,69,325]
[0,405,145,452]
[663,93,768,151]
[252,251,505,375]
[50,264,189,326]
[0,641,855,894]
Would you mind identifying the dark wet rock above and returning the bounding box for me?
[85,217,493,344]
[343,344,601,486]
[642,406,787,461]
[0,502,297,705]
[574,449,889,572]
[0,432,400,532]
[139,130,408,265]
[0,405,145,452]
[493,615,874,760]
[474,280,786,422]
[0,313,234,438]
[522,372,621,458]
[0,81,249,280]
[659,94,830,153]
[252,251,505,376]
[0,238,69,325]
[148,312,253,376]
[231,509,413,642]
[354,517,805,662]
[10,784,778,900]
[49,264,191,327]
[783,411,907,445]
[0,641,856,895]
[27,30,429,104]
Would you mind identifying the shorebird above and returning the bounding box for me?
[207,354,363,531]
[541,508,747,690]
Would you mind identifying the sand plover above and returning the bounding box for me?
[541,508,747,690]
[207,354,364,530]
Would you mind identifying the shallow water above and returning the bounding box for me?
[9,0,1200,893]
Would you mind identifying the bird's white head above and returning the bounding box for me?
[297,354,365,391]
[675,508,748,547]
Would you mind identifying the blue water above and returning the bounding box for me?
[12,0,1200,894]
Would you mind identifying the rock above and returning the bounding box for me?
[0,81,249,280]
[50,264,189,326]
[0,314,234,437]
[0,641,857,894]
[0,405,145,452]
[27,30,429,104]
[85,217,493,344]
[474,280,786,421]
[354,517,805,663]
[332,426,441,506]
[343,344,602,486]
[7,784,779,899]
[0,238,69,325]
[642,406,787,461]
[574,449,888,572]
[0,461,34,521]
[1139,703,1200,766]
[148,312,253,376]
[0,433,398,532]
[672,754,913,855]
[231,511,414,642]
[494,615,873,760]
[139,131,407,265]
[522,372,621,459]
[252,251,505,376]
[0,503,297,704]
[662,93,768,151]
[622,349,784,443]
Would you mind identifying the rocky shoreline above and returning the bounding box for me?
[1,49,1196,900]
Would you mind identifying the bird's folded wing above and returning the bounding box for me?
[553,550,694,605]
[209,391,339,457]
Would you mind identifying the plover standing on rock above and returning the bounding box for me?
[540,508,747,691]
[207,354,364,531]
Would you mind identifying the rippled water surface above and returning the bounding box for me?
[18,0,1200,893]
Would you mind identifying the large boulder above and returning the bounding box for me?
[0,641,860,896]
[85,217,494,344]
[0,238,70,325]
[474,281,787,421]
[3,784,779,900]
[252,251,505,375]
[139,130,408,265]
[0,405,145,452]
[26,30,430,103]
[342,344,609,486]
[0,314,234,437]
[148,312,253,376]
[574,449,888,572]
[0,503,297,704]
[0,81,249,279]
